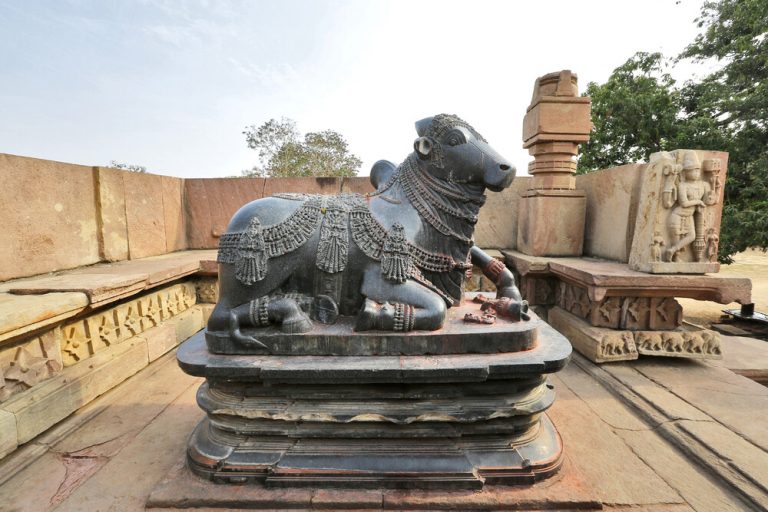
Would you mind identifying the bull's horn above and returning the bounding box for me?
[415,117,433,137]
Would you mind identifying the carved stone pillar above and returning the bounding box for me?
[517,70,591,256]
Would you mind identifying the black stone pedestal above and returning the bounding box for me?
[177,308,571,490]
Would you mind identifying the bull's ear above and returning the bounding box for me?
[414,136,432,159]
[415,117,433,137]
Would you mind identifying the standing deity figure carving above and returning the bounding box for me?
[663,151,719,262]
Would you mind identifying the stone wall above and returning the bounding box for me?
[576,150,728,267]
[576,164,645,262]
[0,154,101,281]
[183,175,530,250]
[0,154,187,281]
[184,176,375,249]
[1,153,528,282]
[475,176,529,250]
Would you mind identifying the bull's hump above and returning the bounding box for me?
[227,195,305,233]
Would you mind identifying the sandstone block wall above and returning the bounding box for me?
[1,154,187,281]
[184,176,375,249]
[0,154,101,281]
[576,164,645,262]
[0,153,530,282]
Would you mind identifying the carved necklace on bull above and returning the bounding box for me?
[217,128,484,305]
[370,153,486,245]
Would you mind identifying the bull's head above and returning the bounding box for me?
[413,114,515,192]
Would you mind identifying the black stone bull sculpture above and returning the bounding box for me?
[208,114,528,350]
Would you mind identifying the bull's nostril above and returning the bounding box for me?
[500,164,511,171]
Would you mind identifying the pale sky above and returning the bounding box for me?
[0,0,709,178]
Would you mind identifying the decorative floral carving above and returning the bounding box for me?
[61,282,197,366]
[0,331,63,402]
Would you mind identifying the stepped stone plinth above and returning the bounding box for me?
[177,304,571,489]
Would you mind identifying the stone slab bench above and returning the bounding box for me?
[504,250,752,304]
[0,249,218,461]
[0,250,217,346]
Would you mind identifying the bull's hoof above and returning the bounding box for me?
[281,311,313,334]
[231,331,268,350]
[354,299,378,331]
[311,295,339,325]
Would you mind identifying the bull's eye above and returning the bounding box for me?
[446,130,466,147]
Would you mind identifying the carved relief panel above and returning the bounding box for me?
[61,282,197,366]
[0,331,63,402]
[629,150,728,273]
[556,282,682,331]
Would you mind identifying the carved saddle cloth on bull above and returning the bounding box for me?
[208,114,528,350]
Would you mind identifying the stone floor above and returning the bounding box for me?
[1,335,767,511]
[680,248,768,327]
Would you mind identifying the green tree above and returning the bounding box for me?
[109,160,146,173]
[577,52,680,171]
[577,0,768,262]
[679,0,768,260]
[243,118,361,178]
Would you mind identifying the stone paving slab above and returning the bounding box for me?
[548,369,683,507]
[2,337,766,510]
[630,358,768,452]
[68,251,207,286]
[147,456,600,510]
[553,361,745,511]
[575,354,768,510]
[4,272,147,306]
[715,334,768,384]
[0,351,203,512]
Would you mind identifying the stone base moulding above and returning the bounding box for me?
[549,307,722,364]
[148,457,601,510]
[177,310,572,489]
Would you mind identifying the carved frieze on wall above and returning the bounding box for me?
[556,282,682,330]
[629,150,727,274]
[598,331,637,360]
[61,282,197,366]
[595,329,719,361]
[0,331,63,402]
[635,330,721,358]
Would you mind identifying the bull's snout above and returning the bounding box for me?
[485,161,516,192]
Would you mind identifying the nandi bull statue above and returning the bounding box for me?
[207,114,528,353]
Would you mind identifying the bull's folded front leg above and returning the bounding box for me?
[229,296,313,338]
[470,246,529,321]
[354,267,447,332]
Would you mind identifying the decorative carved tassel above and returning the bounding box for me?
[316,209,349,273]
[236,218,268,285]
[381,222,412,283]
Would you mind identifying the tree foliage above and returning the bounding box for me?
[109,160,146,173]
[243,118,361,178]
[578,0,768,262]
[578,52,680,171]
